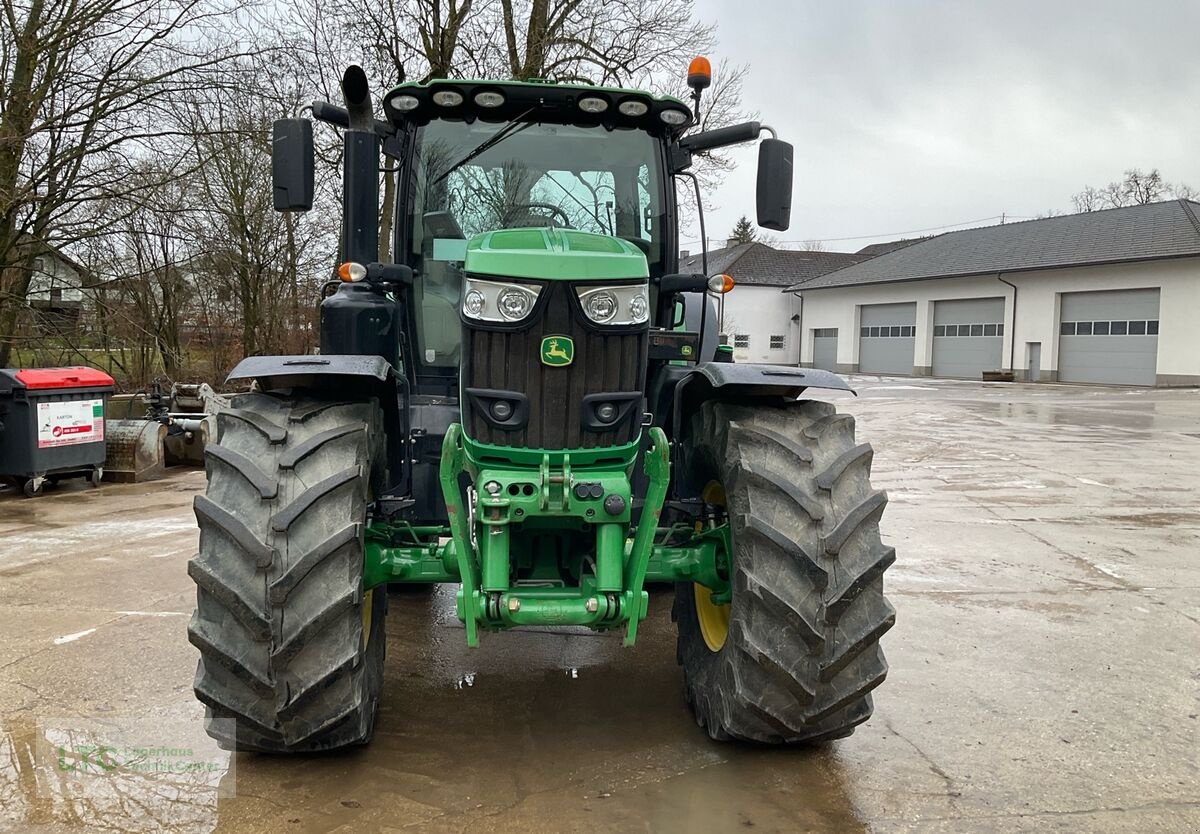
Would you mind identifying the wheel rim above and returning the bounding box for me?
[695,479,731,652]
[694,583,730,651]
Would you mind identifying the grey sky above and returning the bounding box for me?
[685,0,1200,253]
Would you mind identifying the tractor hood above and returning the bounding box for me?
[465,228,648,282]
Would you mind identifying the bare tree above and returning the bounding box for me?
[1071,168,1195,213]
[1071,186,1103,213]
[280,0,752,256]
[0,0,250,367]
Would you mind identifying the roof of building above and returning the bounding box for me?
[680,242,870,287]
[789,199,1200,292]
[855,237,930,256]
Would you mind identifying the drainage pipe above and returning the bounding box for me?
[997,274,1018,374]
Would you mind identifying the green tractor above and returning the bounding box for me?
[188,61,895,752]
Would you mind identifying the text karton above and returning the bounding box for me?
[37,399,104,448]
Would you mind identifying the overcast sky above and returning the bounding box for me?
[685,0,1200,253]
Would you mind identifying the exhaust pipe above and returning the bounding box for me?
[340,65,379,264]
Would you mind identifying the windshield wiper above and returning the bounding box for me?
[434,108,536,185]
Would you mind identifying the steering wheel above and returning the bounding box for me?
[510,202,572,229]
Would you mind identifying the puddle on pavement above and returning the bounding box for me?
[1,705,232,834]
[1,584,872,834]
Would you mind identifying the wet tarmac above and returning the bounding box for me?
[1,377,1198,833]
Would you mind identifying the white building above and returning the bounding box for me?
[680,243,867,364]
[788,200,1200,386]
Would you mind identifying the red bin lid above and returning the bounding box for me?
[13,366,115,390]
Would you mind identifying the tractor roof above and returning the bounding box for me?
[383,78,693,137]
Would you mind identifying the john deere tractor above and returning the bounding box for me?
[188,61,895,752]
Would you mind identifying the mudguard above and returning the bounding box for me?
[226,354,392,389]
[671,362,854,440]
[226,354,405,494]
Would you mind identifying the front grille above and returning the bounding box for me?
[462,281,647,451]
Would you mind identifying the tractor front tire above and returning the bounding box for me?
[187,392,387,752]
[674,400,896,744]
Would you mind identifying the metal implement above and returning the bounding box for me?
[104,381,227,481]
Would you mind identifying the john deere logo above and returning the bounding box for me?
[540,336,574,367]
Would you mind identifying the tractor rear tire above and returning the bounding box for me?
[673,400,896,744]
[187,392,387,753]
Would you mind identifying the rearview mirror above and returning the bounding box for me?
[272,118,314,212]
[756,138,793,231]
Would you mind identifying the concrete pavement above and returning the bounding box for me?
[1,378,1197,832]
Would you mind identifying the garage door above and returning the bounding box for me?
[859,303,916,375]
[1058,289,1159,385]
[813,328,837,371]
[932,297,1005,378]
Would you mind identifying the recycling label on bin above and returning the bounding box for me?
[36,399,105,448]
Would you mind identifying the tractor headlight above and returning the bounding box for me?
[576,283,650,326]
[464,289,486,317]
[461,277,541,323]
[583,290,618,323]
[498,287,534,320]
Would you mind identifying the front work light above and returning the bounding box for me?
[474,91,505,108]
[390,94,420,112]
[659,108,689,126]
[432,89,464,107]
[618,99,649,117]
[578,96,609,114]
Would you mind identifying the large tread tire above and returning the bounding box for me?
[187,392,387,753]
[673,400,896,744]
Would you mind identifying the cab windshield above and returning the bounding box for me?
[405,119,666,368]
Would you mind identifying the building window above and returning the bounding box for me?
[770,335,785,350]
[936,322,1004,337]
[814,328,837,338]
[733,334,749,349]
[1060,319,1159,336]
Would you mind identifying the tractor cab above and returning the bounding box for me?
[386,80,685,385]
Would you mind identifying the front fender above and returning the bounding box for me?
[686,363,853,396]
[671,362,854,441]
[226,354,392,390]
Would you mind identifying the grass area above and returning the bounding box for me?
[10,342,236,391]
